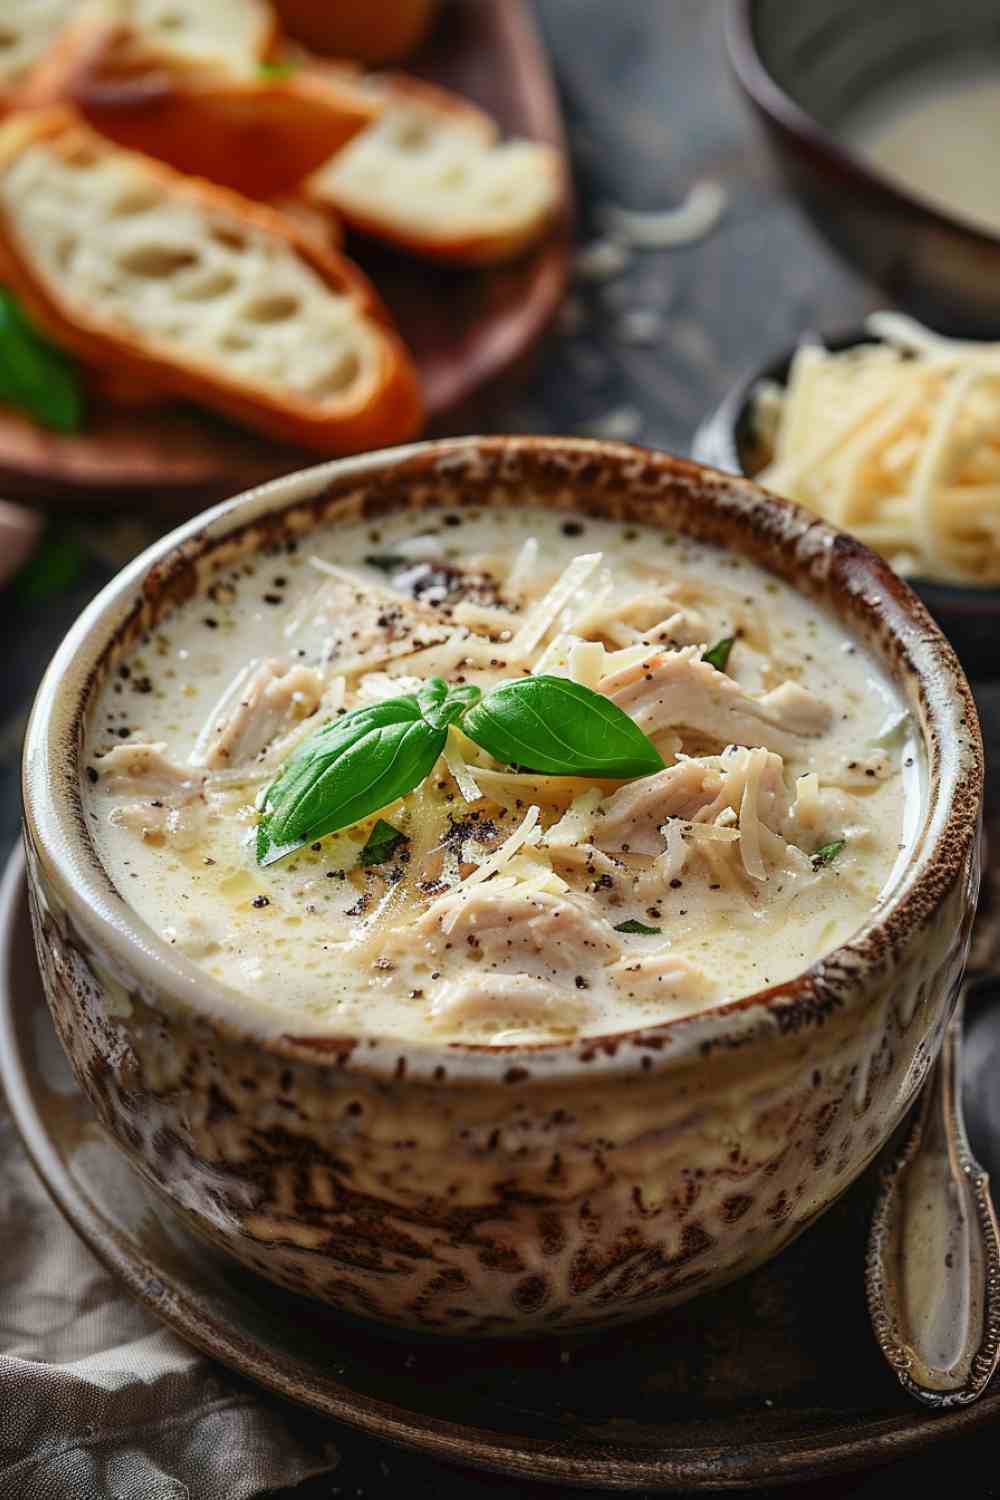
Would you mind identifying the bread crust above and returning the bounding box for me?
[270,0,438,64]
[22,14,379,198]
[0,109,423,454]
[306,72,564,266]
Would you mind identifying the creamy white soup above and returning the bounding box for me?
[849,65,1000,237]
[83,504,921,1043]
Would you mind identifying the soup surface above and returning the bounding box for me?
[849,64,1000,236]
[83,503,921,1043]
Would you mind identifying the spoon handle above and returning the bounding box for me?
[866,993,1000,1406]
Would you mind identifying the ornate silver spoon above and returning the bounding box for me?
[866,981,1000,1407]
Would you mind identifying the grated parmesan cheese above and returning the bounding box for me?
[461,804,541,888]
[509,553,602,660]
[599,180,725,249]
[532,631,572,677]
[508,536,539,593]
[543,788,602,848]
[444,730,483,803]
[568,639,606,689]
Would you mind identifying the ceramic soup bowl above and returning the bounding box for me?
[22,436,983,1336]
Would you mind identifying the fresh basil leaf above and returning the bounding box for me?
[702,637,735,673]
[364,553,407,573]
[614,919,662,935]
[417,676,482,731]
[463,675,664,779]
[258,58,299,78]
[358,818,409,868]
[0,289,84,433]
[812,838,846,869]
[13,528,85,603]
[257,697,445,866]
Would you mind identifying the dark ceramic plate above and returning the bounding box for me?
[691,327,1000,680]
[0,0,570,515]
[727,0,1000,333]
[6,842,1000,1491]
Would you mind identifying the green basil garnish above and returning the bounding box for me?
[256,673,662,866]
[416,677,481,731]
[462,675,664,779]
[812,838,846,869]
[359,819,409,868]
[702,637,734,673]
[0,289,84,433]
[364,553,407,573]
[614,919,662,935]
[258,58,299,78]
[256,682,468,866]
[13,528,85,603]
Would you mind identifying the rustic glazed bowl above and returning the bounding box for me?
[22,436,983,1337]
[728,0,1000,332]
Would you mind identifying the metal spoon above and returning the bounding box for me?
[866,979,1000,1407]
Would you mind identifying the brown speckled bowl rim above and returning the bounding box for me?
[21,436,983,1082]
[726,0,1000,251]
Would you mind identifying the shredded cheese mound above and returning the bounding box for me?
[753,314,1000,582]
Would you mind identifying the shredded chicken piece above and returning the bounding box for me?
[608,948,714,1004]
[692,745,791,827]
[585,589,708,648]
[598,761,725,854]
[92,742,202,798]
[108,800,201,850]
[547,840,629,896]
[290,575,449,673]
[429,973,592,1034]
[412,882,622,972]
[190,659,323,769]
[602,647,832,751]
[597,744,811,885]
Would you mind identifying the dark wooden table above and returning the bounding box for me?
[3,3,1000,1495]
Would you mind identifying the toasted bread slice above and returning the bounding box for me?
[307,73,564,265]
[268,194,343,254]
[99,0,277,79]
[0,110,423,453]
[22,10,378,198]
[0,0,78,107]
[271,0,438,64]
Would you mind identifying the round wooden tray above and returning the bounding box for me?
[0,0,570,514]
[4,843,1000,1491]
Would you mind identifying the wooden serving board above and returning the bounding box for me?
[0,0,570,515]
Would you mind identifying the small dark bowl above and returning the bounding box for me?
[727,0,1000,333]
[691,328,1000,680]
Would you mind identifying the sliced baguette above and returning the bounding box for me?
[22,10,378,198]
[96,0,278,80]
[271,0,438,64]
[307,72,565,265]
[0,0,78,106]
[0,110,423,453]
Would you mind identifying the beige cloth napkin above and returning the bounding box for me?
[0,1105,340,1500]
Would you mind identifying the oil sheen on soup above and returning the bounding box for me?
[83,505,921,1044]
